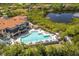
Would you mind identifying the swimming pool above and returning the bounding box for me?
[20,31,50,44]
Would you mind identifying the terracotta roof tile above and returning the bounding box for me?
[0,16,27,30]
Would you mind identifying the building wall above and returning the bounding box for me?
[6,22,30,38]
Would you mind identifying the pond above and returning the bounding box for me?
[47,13,79,23]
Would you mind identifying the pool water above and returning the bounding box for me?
[20,31,50,44]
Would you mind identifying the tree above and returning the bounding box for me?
[3,43,25,56]
[36,44,46,56]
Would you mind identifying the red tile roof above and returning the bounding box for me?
[0,16,27,30]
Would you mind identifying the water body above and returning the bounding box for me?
[47,13,79,23]
[20,31,50,44]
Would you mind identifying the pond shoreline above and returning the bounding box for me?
[46,13,79,23]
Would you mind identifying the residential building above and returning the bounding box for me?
[0,16,30,39]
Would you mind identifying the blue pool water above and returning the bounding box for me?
[20,31,50,44]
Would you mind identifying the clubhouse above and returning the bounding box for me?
[0,16,30,38]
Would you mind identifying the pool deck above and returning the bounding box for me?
[14,28,59,45]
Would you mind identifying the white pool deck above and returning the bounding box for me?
[14,28,59,44]
[10,38,15,44]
